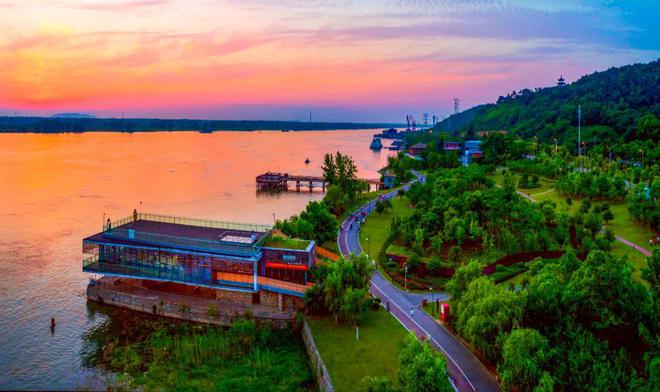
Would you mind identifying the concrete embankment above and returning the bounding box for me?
[86,277,294,329]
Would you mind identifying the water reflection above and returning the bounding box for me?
[0,130,393,389]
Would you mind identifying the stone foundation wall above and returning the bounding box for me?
[214,289,252,304]
[302,319,335,392]
[87,284,291,329]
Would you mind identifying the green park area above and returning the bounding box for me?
[307,308,409,392]
[488,169,653,282]
[359,196,412,261]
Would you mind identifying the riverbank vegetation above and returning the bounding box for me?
[82,310,314,391]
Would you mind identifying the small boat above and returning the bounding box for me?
[305,158,310,164]
[370,136,383,151]
[281,129,290,132]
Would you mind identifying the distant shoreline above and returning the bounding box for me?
[0,116,401,133]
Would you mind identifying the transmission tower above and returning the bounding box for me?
[422,113,429,128]
[453,98,460,114]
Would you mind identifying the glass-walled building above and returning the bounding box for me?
[82,213,315,297]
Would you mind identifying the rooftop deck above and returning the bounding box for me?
[84,213,273,258]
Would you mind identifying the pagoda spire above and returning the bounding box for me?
[557,74,566,87]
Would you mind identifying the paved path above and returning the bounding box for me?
[616,236,652,257]
[338,170,500,392]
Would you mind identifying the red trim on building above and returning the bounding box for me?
[265,262,309,271]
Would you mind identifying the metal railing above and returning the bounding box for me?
[107,212,272,233]
[104,228,262,258]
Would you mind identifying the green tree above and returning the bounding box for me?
[455,277,524,363]
[358,376,396,392]
[447,261,482,301]
[341,287,370,327]
[398,335,453,392]
[499,328,550,391]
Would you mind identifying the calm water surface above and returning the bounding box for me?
[0,130,393,390]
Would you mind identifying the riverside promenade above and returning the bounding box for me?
[337,170,500,392]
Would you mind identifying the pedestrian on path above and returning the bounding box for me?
[410,307,415,317]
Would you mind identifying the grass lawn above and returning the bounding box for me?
[263,235,311,250]
[610,240,649,282]
[499,271,530,288]
[359,196,412,261]
[607,203,653,252]
[307,308,409,392]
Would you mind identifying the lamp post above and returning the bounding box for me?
[404,263,408,291]
[429,286,433,316]
[366,236,371,260]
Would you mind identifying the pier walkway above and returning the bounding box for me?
[256,171,383,192]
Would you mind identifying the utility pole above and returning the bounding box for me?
[578,105,582,158]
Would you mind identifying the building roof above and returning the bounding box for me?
[410,142,427,149]
[84,216,271,258]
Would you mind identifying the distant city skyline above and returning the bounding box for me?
[1,0,658,122]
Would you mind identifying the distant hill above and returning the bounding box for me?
[433,59,660,143]
[50,112,96,119]
[434,104,491,135]
[0,116,401,133]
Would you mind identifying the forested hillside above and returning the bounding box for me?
[434,59,660,144]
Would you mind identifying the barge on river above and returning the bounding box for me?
[82,212,315,326]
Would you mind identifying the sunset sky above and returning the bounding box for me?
[0,0,658,122]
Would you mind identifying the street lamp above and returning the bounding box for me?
[366,236,371,260]
[429,286,434,316]
[404,263,408,290]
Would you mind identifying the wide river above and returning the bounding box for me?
[0,130,394,390]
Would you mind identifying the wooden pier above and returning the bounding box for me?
[256,171,383,192]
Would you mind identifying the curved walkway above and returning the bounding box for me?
[338,170,500,392]
[516,190,652,258]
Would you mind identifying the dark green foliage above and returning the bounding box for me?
[0,116,397,133]
[449,249,659,391]
[433,60,660,144]
[359,376,397,392]
[306,253,374,325]
[453,277,525,363]
[489,262,528,283]
[394,165,563,258]
[398,335,453,392]
[375,199,393,215]
[276,200,338,244]
[499,328,550,391]
[627,179,660,228]
[85,316,313,391]
[555,169,627,200]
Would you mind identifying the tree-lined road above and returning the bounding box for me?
[337,171,500,392]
